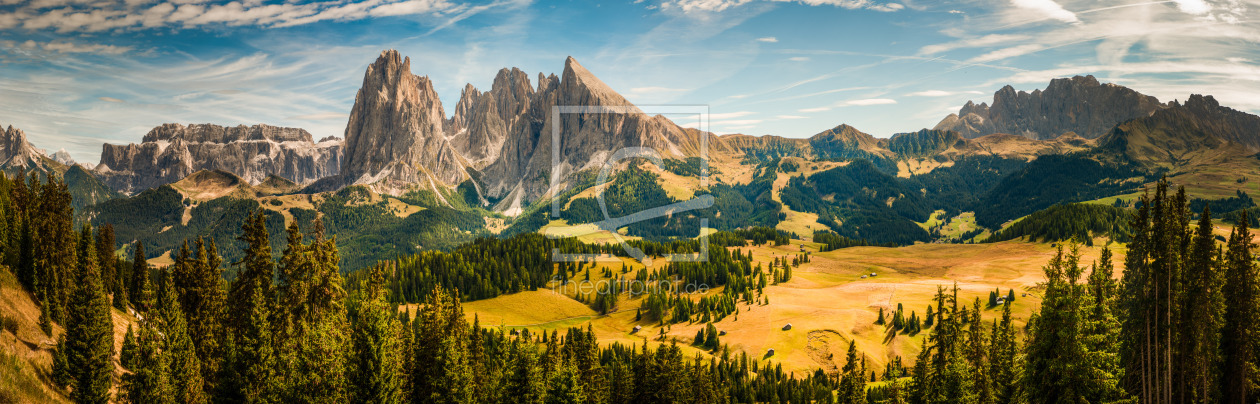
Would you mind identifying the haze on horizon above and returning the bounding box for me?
[1,0,1257,164]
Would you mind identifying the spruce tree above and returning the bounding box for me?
[1221,212,1259,404]
[350,263,403,404]
[225,210,278,403]
[159,272,206,404]
[838,340,867,404]
[1180,206,1223,403]
[123,320,171,404]
[120,324,137,370]
[65,225,114,404]
[130,241,149,312]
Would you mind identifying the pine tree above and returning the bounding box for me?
[120,324,137,370]
[988,303,1019,403]
[159,272,206,404]
[52,333,70,388]
[131,241,150,312]
[1180,206,1223,403]
[1221,211,1259,404]
[96,224,115,295]
[225,210,279,404]
[838,340,867,404]
[350,263,403,404]
[123,320,171,404]
[506,344,547,404]
[65,225,114,404]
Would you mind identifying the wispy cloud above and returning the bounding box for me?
[757,36,778,42]
[905,90,984,97]
[841,98,896,106]
[0,0,465,33]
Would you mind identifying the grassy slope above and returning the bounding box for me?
[459,238,1124,376]
[0,268,139,403]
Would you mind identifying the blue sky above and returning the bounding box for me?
[1,0,1258,164]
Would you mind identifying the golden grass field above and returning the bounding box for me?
[460,237,1123,377]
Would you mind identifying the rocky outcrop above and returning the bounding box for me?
[328,50,717,211]
[934,75,1167,140]
[334,50,469,193]
[95,123,342,194]
[0,124,53,172]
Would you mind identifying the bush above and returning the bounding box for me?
[0,314,17,336]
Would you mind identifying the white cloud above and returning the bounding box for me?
[906,89,984,97]
[968,43,1044,63]
[99,96,125,103]
[0,0,462,33]
[841,98,897,106]
[756,36,778,42]
[799,106,830,112]
[775,114,807,119]
[1172,0,1211,15]
[788,56,809,61]
[948,9,963,14]
[662,0,904,14]
[1010,0,1078,23]
[18,39,133,54]
[919,34,1029,55]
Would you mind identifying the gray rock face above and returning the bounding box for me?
[95,123,342,194]
[0,124,50,171]
[934,75,1167,140]
[336,50,469,193]
[331,51,713,211]
[474,56,704,213]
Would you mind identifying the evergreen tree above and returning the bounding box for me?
[1180,206,1223,403]
[65,226,114,404]
[1221,211,1259,404]
[123,320,171,404]
[159,272,206,404]
[96,224,115,295]
[225,210,279,404]
[120,324,137,370]
[988,303,1019,403]
[131,241,149,311]
[350,263,403,404]
[838,340,868,404]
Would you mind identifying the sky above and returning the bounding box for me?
[1,0,1258,164]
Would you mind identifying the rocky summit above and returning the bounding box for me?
[95,123,342,194]
[323,50,717,211]
[934,75,1167,140]
[0,124,53,172]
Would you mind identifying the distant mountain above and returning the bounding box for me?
[1099,94,1260,167]
[50,148,75,165]
[95,123,343,194]
[934,75,1167,140]
[317,50,719,214]
[0,124,58,174]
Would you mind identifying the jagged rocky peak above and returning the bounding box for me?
[338,49,467,193]
[0,124,49,170]
[934,75,1166,140]
[143,123,313,144]
[96,122,342,194]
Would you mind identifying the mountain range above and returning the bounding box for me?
[5,49,1260,267]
